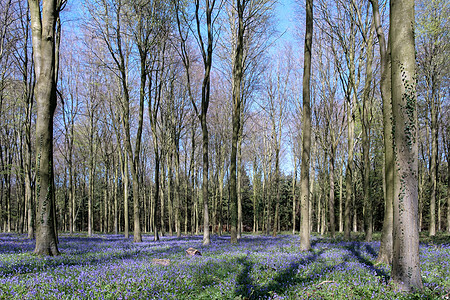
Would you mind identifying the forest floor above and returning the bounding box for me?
[0,231,449,299]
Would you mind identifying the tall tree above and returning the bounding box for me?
[299,0,313,251]
[370,0,394,265]
[390,0,423,291]
[229,0,246,243]
[195,0,221,245]
[29,0,66,256]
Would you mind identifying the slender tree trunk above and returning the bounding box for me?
[201,118,210,244]
[25,101,34,238]
[329,152,335,238]
[175,151,181,238]
[23,36,35,238]
[168,155,173,236]
[230,0,245,244]
[339,168,343,232]
[153,155,160,241]
[273,147,281,237]
[193,0,215,246]
[447,155,450,232]
[114,156,119,235]
[237,132,243,239]
[363,24,374,243]
[344,98,354,240]
[88,111,95,237]
[390,0,423,291]
[371,0,394,265]
[160,163,166,236]
[429,91,438,236]
[122,151,129,239]
[292,158,297,234]
[299,0,313,251]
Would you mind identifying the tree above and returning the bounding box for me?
[229,0,245,244]
[174,0,222,245]
[390,0,423,291]
[370,0,394,265]
[299,0,313,251]
[29,0,66,256]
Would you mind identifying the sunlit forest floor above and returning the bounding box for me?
[0,231,449,299]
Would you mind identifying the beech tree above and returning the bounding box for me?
[390,0,423,291]
[299,0,313,251]
[370,0,394,265]
[29,0,67,256]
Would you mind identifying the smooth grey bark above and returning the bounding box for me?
[390,0,423,291]
[29,0,65,256]
[299,0,313,251]
[370,0,394,265]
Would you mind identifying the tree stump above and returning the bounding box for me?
[186,247,201,256]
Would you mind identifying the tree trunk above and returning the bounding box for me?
[174,150,181,238]
[329,152,335,238]
[88,110,96,237]
[168,155,173,236]
[292,158,297,234]
[114,155,119,235]
[153,154,160,241]
[237,131,243,239]
[299,0,313,251]
[122,151,129,239]
[230,0,245,244]
[338,168,343,232]
[390,0,423,291]
[447,154,450,232]
[23,25,35,238]
[429,90,438,236]
[344,98,354,240]
[363,24,374,243]
[160,163,166,236]
[371,0,394,265]
[29,0,64,256]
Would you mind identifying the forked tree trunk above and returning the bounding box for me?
[390,0,423,291]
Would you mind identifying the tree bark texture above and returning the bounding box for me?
[370,0,394,265]
[390,0,423,291]
[299,0,313,251]
[29,0,64,256]
[230,0,245,244]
